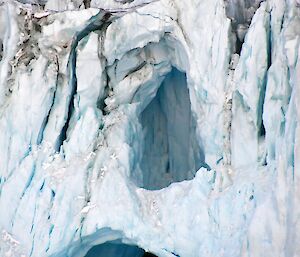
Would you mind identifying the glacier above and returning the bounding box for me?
[0,0,299,256]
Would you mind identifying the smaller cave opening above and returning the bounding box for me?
[83,0,91,8]
[138,67,204,190]
[84,241,157,257]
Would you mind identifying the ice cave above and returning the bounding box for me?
[138,67,203,190]
[0,0,300,257]
[84,241,156,257]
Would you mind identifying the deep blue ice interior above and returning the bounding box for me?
[139,67,203,190]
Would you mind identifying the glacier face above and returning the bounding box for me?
[0,0,299,257]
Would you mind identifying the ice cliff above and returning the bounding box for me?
[0,0,299,256]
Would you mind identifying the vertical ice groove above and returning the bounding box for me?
[231,2,270,168]
[36,60,59,145]
[243,1,300,256]
[54,11,113,151]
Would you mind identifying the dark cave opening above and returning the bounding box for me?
[139,67,203,190]
[84,242,157,257]
[0,40,3,62]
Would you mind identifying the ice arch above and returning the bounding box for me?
[138,67,204,190]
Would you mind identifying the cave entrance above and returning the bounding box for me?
[139,67,203,190]
[84,241,157,257]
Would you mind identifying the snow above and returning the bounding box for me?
[0,0,299,257]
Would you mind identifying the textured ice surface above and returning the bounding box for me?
[0,0,299,257]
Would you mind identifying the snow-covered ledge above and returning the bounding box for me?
[0,0,299,257]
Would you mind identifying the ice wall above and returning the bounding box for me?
[0,0,299,257]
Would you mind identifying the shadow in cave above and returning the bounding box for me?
[139,67,204,190]
[84,241,157,257]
